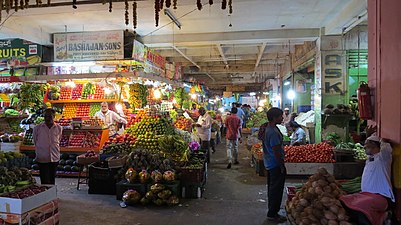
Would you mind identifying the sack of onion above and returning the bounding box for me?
[287,168,352,225]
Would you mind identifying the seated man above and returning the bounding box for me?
[340,136,395,225]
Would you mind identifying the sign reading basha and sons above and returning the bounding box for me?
[53,30,124,61]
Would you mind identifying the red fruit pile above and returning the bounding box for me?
[5,185,49,199]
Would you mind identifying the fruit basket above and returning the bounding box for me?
[106,155,127,169]
[77,154,99,165]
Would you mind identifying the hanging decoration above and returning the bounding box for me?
[5,0,10,13]
[124,0,129,25]
[154,0,159,27]
[0,0,236,29]
[0,0,2,22]
[133,0,137,29]
[196,0,201,10]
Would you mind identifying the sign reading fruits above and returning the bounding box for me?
[0,39,42,69]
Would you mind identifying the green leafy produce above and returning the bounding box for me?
[4,109,19,117]
[353,143,368,161]
[19,83,49,111]
[246,111,268,128]
[340,176,361,194]
[325,132,342,146]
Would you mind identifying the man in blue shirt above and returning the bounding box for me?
[263,107,287,223]
[235,103,245,127]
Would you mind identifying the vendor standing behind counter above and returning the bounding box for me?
[94,102,128,137]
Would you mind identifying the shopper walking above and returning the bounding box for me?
[224,107,242,169]
[33,108,63,185]
[195,107,212,163]
[263,107,287,223]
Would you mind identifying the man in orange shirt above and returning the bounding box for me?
[33,108,63,184]
[225,107,242,169]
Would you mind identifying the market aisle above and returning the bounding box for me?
[56,140,299,225]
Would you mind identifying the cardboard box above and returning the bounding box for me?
[0,186,57,214]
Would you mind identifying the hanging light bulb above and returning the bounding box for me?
[104,87,112,94]
[115,103,123,111]
[153,89,161,99]
[66,80,75,88]
[191,93,197,100]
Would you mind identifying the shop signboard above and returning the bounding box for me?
[132,39,146,62]
[0,39,42,69]
[53,30,124,61]
[0,76,21,83]
[321,51,346,95]
[146,49,166,70]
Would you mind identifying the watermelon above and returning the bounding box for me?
[71,166,79,172]
[61,153,69,160]
[57,165,64,171]
[31,164,39,170]
[64,165,72,171]
[59,159,66,165]
[73,161,78,166]
[66,159,74,166]
[69,154,77,160]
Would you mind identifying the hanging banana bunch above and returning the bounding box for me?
[228,0,232,14]
[108,0,112,12]
[24,0,28,8]
[0,0,3,22]
[14,0,18,11]
[124,0,129,26]
[173,0,177,9]
[159,0,164,10]
[19,0,23,9]
[72,0,77,8]
[196,0,201,10]
[221,0,226,9]
[209,0,212,5]
[154,0,159,27]
[133,0,137,29]
[165,0,170,8]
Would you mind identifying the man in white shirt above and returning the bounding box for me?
[282,108,291,125]
[340,135,394,225]
[94,102,128,137]
[195,107,212,163]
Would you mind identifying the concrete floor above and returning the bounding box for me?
[54,141,306,225]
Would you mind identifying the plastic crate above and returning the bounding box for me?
[106,155,127,168]
[181,184,204,199]
[88,162,119,195]
[179,167,205,184]
[116,180,147,200]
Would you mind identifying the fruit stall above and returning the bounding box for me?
[251,141,367,179]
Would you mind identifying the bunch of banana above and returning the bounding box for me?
[158,135,189,162]
[129,83,143,109]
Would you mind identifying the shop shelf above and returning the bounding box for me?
[48,99,118,104]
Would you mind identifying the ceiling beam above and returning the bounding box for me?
[324,0,367,35]
[172,46,200,69]
[142,29,320,47]
[216,44,228,66]
[255,42,267,69]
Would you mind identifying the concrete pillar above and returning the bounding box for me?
[314,35,347,143]
[368,0,401,222]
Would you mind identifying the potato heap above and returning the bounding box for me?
[287,168,352,225]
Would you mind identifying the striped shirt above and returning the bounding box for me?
[361,142,395,202]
